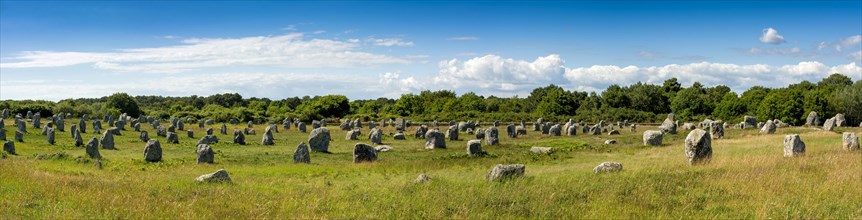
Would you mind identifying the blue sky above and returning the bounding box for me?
[1,1,860,101]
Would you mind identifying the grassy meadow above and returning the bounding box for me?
[1,119,860,219]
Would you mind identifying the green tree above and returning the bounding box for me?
[757,89,804,125]
[105,93,142,117]
[713,92,746,121]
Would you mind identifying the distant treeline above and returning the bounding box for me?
[1,73,859,126]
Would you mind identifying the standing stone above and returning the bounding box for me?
[133,123,140,132]
[100,130,115,149]
[823,117,836,131]
[298,122,307,133]
[516,126,527,136]
[467,139,485,156]
[340,120,351,130]
[743,116,757,129]
[589,126,602,135]
[353,143,378,163]
[425,129,446,149]
[308,127,331,152]
[144,140,163,162]
[166,132,179,144]
[541,123,551,134]
[684,129,712,165]
[26,111,32,119]
[549,124,561,136]
[346,128,361,140]
[484,127,499,146]
[369,128,382,145]
[17,120,26,133]
[46,127,55,145]
[247,121,253,128]
[1,109,6,119]
[55,117,65,132]
[395,118,405,131]
[643,130,664,146]
[312,120,321,129]
[198,121,204,128]
[506,124,516,138]
[32,114,41,129]
[710,121,724,139]
[187,130,194,138]
[806,111,819,126]
[659,115,677,134]
[196,144,214,164]
[294,142,311,163]
[414,126,428,139]
[261,126,275,145]
[760,120,777,134]
[205,128,213,136]
[487,164,525,181]
[783,134,806,157]
[79,120,86,134]
[835,114,846,127]
[220,124,227,135]
[14,130,23,142]
[393,131,406,140]
[233,129,246,145]
[566,124,577,136]
[446,125,459,141]
[534,118,543,131]
[3,141,14,154]
[198,135,219,145]
[195,169,232,183]
[842,132,859,151]
[85,138,100,159]
[475,128,485,139]
[0,122,5,141]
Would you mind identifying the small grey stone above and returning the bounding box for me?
[353,143,378,163]
[593,162,623,174]
[196,144,214,164]
[196,169,232,183]
[487,164,525,181]
[783,134,806,157]
[467,139,485,156]
[233,129,246,145]
[294,142,311,163]
[166,132,179,144]
[414,174,432,183]
[604,139,617,145]
[643,130,663,146]
[144,139,163,162]
[3,141,15,155]
[374,145,392,152]
[530,147,553,154]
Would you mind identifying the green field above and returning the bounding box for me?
[1,120,860,219]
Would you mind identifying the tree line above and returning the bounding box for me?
[1,73,859,126]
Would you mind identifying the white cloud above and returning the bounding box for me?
[746,47,801,55]
[312,30,326,34]
[447,36,479,41]
[851,50,862,62]
[0,33,411,72]
[368,38,414,47]
[759,27,786,44]
[433,54,566,95]
[564,61,861,94]
[837,35,862,52]
[282,25,297,31]
[378,71,425,96]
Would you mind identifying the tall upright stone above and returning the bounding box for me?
[166,132,179,144]
[823,117,836,131]
[73,129,83,147]
[298,122,307,133]
[233,129,246,145]
[760,120,776,134]
[467,139,485,156]
[0,121,5,141]
[659,114,677,134]
[710,121,724,139]
[446,125,458,141]
[100,130,115,149]
[261,126,275,145]
[369,127,382,145]
[684,129,712,165]
[805,111,819,126]
[14,130,23,142]
[484,127,499,146]
[842,132,860,151]
[220,124,228,135]
[85,138,100,159]
[294,142,311,163]
[548,124,561,136]
[144,140,163,162]
[783,134,806,157]
[425,129,446,149]
[835,113,846,127]
[743,116,757,129]
[196,144,214,164]
[3,141,14,155]
[78,120,86,134]
[506,124,516,138]
[308,127,330,152]
[46,127,55,145]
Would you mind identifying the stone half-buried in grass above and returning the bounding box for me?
[593,162,623,174]
[685,129,712,165]
[530,146,553,154]
[196,169,232,183]
[467,139,486,156]
[414,174,431,183]
[353,143,378,163]
[487,164,525,181]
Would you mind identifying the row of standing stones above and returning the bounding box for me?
[1,110,859,183]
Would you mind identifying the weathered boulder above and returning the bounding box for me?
[681,123,696,130]
[566,124,577,136]
[710,121,724,139]
[100,130,115,149]
[835,113,846,127]
[593,162,623,174]
[198,135,218,145]
[608,130,620,135]
[294,142,311,163]
[374,145,393,152]
[298,122,307,133]
[760,120,777,134]
[369,128,383,144]
[86,138,100,159]
[233,129,246,145]
[487,164,525,181]
[530,147,553,154]
[484,127,499,146]
[46,127,55,145]
[346,129,361,140]
[425,129,446,149]
[516,126,527,135]
[14,130,23,142]
[842,132,859,151]
[549,124,561,136]
[805,111,819,126]
[308,127,331,152]
[783,134,806,157]
[73,129,83,147]
[630,124,637,132]
[659,116,677,134]
[144,139,163,162]
[823,117,836,131]
[414,126,428,139]
[643,130,663,146]
[414,174,432,183]
[604,139,617,145]
[393,132,406,140]
[166,132,179,144]
[685,129,712,164]
[195,169,232,183]
[475,128,485,139]
[506,124,516,138]
[353,143,378,163]
[220,124,227,135]
[196,144,214,164]
[467,139,485,156]
[446,125,458,141]
[743,116,757,129]
[261,126,274,145]
[3,141,15,155]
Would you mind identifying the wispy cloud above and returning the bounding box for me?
[0,33,412,72]
[367,38,414,47]
[447,36,479,41]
